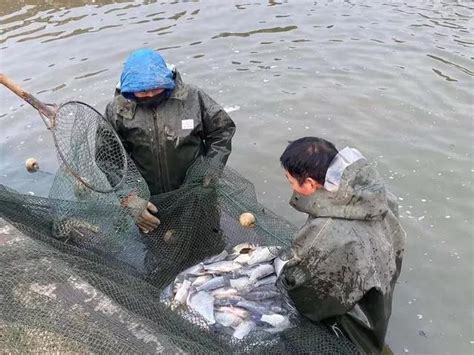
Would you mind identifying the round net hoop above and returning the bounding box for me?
[50,101,128,193]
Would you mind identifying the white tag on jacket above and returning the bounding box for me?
[181,119,194,130]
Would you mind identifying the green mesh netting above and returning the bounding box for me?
[0,159,359,354]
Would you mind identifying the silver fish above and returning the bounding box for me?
[247,246,280,265]
[260,314,291,330]
[273,256,289,277]
[214,296,243,306]
[232,243,256,254]
[233,320,256,340]
[229,276,253,291]
[217,306,249,319]
[249,264,274,281]
[191,275,213,287]
[253,275,277,288]
[215,312,244,328]
[270,305,286,314]
[244,290,280,301]
[173,272,186,286]
[212,287,239,299]
[187,291,215,324]
[174,279,192,305]
[203,250,229,264]
[190,270,221,277]
[252,282,277,292]
[161,242,299,338]
[233,253,252,264]
[225,252,240,261]
[263,327,283,334]
[235,300,269,315]
[186,275,198,284]
[182,263,204,276]
[204,261,241,273]
[196,276,228,292]
[161,283,174,301]
[232,265,258,278]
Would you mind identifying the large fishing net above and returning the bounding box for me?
[0,101,358,353]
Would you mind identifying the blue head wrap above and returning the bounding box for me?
[120,48,176,100]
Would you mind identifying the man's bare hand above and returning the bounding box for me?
[137,202,160,234]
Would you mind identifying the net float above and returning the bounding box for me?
[239,212,256,227]
[25,158,39,173]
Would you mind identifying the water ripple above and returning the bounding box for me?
[427,54,474,76]
[74,69,109,80]
[41,27,93,43]
[17,30,66,43]
[212,26,298,39]
[156,45,181,51]
[103,3,140,15]
[147,24,176,33]
[168,10,186,21]
[432,68,457,82]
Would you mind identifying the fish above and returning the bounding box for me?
[231,264,258,278]
[244,289,281,301]
[191,275,213,287]
[174,280,192,305]
[248,284,281,295]
[270,305,287,314]
[233,320,257,340]
[247,246,280,265]
[161,242,300,339]
[173,271,187,286]
[203,250,229,264]
[196,276,228,292]
[214,296,243,306]
[251,283,277,292]
[53,218,99,242]
[253,275,277,288]
[273,256,289,277]
[232,243,256,254]
[248,264,274,281]
[191,272,221,280]
[212,287,239,299]
[161,283,174,301]
[260,314,291,330]
[204,261,241,273]
[183,275,198,285]
[181,263,204,276]
[215,312,243,328]
[187,291,215,324]
[236,300,270,315]
[229,276,253,291]
[217,306,249,319]
[233,253,252,264]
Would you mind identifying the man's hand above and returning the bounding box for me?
[137,202,160,234]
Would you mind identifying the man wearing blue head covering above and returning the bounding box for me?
[105,49,236,234]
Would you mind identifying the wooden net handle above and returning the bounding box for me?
[0,73,56,121]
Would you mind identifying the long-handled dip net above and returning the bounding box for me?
[0,74,149,242]
[0,75,358,354]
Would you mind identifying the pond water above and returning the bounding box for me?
[1,1,473,353]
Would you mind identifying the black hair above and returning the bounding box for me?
[280,137,338,185]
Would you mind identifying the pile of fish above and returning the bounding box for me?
[160,243,298,340]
